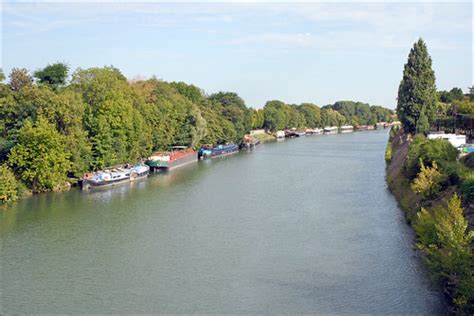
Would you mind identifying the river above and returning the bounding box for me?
[1,130,444,314]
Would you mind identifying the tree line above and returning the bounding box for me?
[0,64,394,197]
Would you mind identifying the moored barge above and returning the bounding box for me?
[198,143,239,159]
[240,135,260,150]
[145,146,197,171]
[81,164,150,190]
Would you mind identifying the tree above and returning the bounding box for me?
[8,118,71,192]
[397,38,437,134]
[469,86,474,102]
[209,92,252,140]
[34,63,69,89]
[297,103,321,127]
[411,160,443,198]
[9,68,33,92]
[72,67,149,168]
[263,100,287,131]
[0,164,18,203]
[414,194,474,312]
[0,69,5,82]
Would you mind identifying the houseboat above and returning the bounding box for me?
[81,164,150,190]
[275,131,285,139]
[323,126,338,134]
[198,143,239,159]
[340,125,354,133]
[355,125,375,131]
[305,128,322,135]
[145,146,197,171]
[240,135,260,150]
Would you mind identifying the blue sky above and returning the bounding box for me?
[2,1,472,108]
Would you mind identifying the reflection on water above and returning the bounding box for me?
[1,130,444,314]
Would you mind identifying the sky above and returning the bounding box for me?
[1,1,472,109]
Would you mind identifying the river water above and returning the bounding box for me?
[1,130,444,314]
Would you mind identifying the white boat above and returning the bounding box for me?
[340,125,354,133]
[81,164,150,190]
[276,131,285,138]
[323,126,338,134]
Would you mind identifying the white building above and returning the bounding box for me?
[427,133,466,148]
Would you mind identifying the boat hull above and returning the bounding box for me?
[146,152,198,170]
[198,144,239,159]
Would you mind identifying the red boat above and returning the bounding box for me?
[145,146,197,170]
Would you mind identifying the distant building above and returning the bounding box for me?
[427,133,466,148]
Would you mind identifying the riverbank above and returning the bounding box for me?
[386,128,473,314]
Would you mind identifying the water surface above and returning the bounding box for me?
[1,130,444,314]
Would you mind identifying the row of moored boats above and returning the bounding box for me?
[80,143,243,190]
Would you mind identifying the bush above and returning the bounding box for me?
[461,152,474,169]
[414,194,474,313]
[441,161,471,186]
[0,164,18,203]
[388,125,399,142]
[385,142,392,164]
[461,178,474,203]
[404,136,458,179]
[411,160,444,198]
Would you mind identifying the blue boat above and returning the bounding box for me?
[198,144,239,159]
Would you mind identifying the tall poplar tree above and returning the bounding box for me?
[397,38,437,134]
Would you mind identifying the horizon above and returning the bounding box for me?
[2,1,472,109]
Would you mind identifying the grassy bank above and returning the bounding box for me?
[386,127,473,314]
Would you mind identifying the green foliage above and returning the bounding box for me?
[209,92,252,140]
[438,87,464,103]
[452,100,474,115]
[8,118,71,192]
[411,160,443,198]
[397,38,437,134]
[9,68,33,92]
[404,135,458,179]
[414,194,474,313]
[461,153,474,169]
[72,67,148,169]
[385,142,392,164]
[251,109,265,129]
[263,100,287,131]
[133,79,206,149]
[325,101,393,126]
[321,108,346,127]
[0,164,18,203]
[0,69,5,82]
[388,125,400,142]
[297,103,321,128]
[461,177,474,203]
[34,63,69,89]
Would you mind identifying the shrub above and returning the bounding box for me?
[411,160,444,198]
[0,164,18,203]
[385,142,392,164]
[461,152,474,169]
[414,194,474,313]
[461,178,474,203]
[388,125,399,142]
[404,136,458,179]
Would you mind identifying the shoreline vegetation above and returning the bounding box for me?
[0,65,395,203]
[387,38,473,314]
